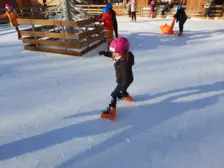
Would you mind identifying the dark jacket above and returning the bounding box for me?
[174,8,187,23]
[105,51,134,86]
[110,8,118,28]
[163,4,173,12]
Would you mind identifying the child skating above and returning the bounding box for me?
[106,3,118,38]
[98,37,135,121]
[96,7,114,48]
[0,4,21,40]
[173,5,187,36]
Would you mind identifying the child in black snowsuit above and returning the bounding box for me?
[174,6,187,36]
[98,37,134,120]
[161,2,174,17]
[106,3,118,38]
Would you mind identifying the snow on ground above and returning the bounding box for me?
[0,17,224,168]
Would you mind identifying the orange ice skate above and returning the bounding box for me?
[101,107,116,120]
[178,32,183,36]
[123,95,134,103]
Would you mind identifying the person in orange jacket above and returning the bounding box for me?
[0,4,21,40]
[96,7,114,48]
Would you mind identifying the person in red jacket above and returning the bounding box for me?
[96,7,114,48]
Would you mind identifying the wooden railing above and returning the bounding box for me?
[0,4,223,25]
[140,5,184,17]
[17,6,46,19]
[17,18,105,56]
[76,4,128,16]
[0,6,46,24]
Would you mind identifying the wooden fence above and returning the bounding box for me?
[76,4,223,18]
[1,4,223,23]
[17,18,106,56]
[76,4,128,16]
[0,6,46,24]
[17,6,46,19]
[140,5,185,17]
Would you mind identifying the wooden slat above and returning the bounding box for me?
[77,26,103,39]
[81,40,105,56]
[21,26,103,40]
[17,19,66,26]
[21,26,54,32]
[22,38,86,48]
[76,18,95,27]
[17,18,96,27]
[24,45,82,56]
[20,31,81,40]
[88,33,105,44]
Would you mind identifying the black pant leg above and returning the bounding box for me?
[15,26,21,37]
[179,18,187,32]
[133,12,136,21]
[114,25,118,38]
[179,22,183,32]
[110,85,122,107]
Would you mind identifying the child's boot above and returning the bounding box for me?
[18,33,21,40]
[101,105,116,120]
[178,32,183,36]
[123,95,133,102]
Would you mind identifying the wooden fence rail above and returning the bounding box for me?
[17,18,106,56]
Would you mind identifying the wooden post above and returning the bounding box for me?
[31,24,39,47]
[62,26,67,50]
[16,0,24,8]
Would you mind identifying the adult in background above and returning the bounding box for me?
[127,0,131,17]
[106,3,118,38]
[126,0,136,22]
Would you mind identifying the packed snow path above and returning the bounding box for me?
[0,17,224,168]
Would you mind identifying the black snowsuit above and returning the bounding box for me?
[174,8,187,32]
[161,4,173,16]
[110,8,118,38]
[104,51,135,107]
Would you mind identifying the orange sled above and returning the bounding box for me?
[160,18,176,35]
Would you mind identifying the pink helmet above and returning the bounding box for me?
[151,0,155,4]
[5,4,13,9]
[109,37,130,53]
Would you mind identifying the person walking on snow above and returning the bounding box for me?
[106,3,119,38]
[127,0,131,17]
[0,4,21,40]
[150,0,157,18]
[98,37,135,121]
[173,5,187,36]
[126,0,136,22]
[96,7,114,48]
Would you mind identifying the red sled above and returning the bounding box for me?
[160,18,176,35]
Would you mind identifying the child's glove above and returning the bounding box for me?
[98,51,106,55]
